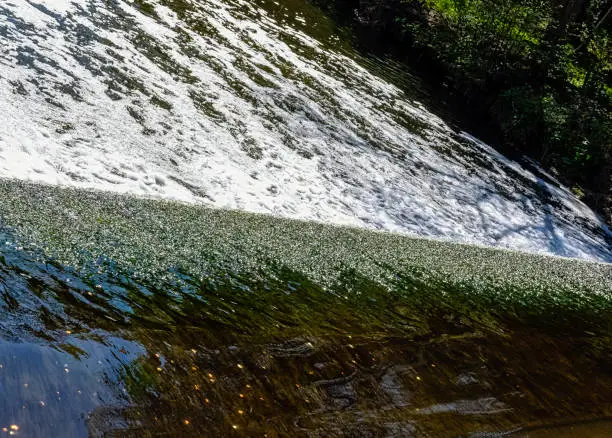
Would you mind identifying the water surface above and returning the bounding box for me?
[1,0,611,435]
[0,181,610,437]
[0,0,610,260]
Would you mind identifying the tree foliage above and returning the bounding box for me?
[324,0,612,220]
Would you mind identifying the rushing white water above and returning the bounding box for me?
[0,0,610,261]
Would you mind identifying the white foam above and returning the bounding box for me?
[0,0,610,262]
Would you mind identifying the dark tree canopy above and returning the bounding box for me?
[318,0,612,222]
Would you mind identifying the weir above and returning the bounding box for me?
[0,0,610,260]
[0,0,611,436]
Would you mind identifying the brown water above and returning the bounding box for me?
[511,420,612,437]
[0,181,610,437]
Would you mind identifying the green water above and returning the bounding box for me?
[0,179,610,437]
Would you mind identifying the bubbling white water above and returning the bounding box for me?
[0,0,610,261]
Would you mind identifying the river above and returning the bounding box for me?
[0,0,611,437]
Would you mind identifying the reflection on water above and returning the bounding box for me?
[0,339,139,437]
[0,194,610,437]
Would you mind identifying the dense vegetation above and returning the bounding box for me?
[318,0,611,222]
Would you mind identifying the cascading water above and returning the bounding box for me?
[0,0,610,261]
[0,1,611,436]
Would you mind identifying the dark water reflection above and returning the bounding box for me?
[0,338,138,437]
[0,227,611,437]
